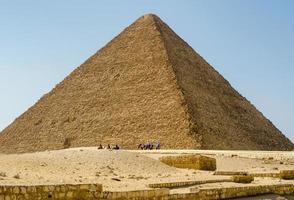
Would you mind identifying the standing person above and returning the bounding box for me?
[156,141,161,150]
[147,142,150,150]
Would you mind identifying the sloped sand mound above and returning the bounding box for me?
[0,148,216,190]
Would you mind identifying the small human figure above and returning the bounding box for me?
[156,141,161,150]
[150,144,154,150]
[107,144,111,149]
[98,144,103,149]
[113,144,120,150]
[145,143,149,150]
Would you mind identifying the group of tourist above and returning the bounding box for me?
[138,141,160,150]
[97,141,161,150]
[98,144,120,150]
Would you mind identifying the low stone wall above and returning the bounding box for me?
[249,172,280,178]
[0,184,102,200]
[149,179,232,189]
[231,175,254,183]
[101,188,169,199]
[0,181,293,200]
[215,170,294,179]
[280,170,294,180]
[102,183,294,200]
[214,171,248,176]
[190,183,294,200]
[159,155,216,171]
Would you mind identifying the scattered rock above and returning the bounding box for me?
[111,178,121,182]
[13,174,20,179]
[0,172,7,177]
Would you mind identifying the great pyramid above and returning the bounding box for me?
[0,14,293,153]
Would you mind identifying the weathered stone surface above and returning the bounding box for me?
[231,175,254,183]
[0,184,102,200]
[159,155,216,171]
[0,182,294,200]
[280,170,294,180]
[149,179,232,189]
[0,14,292,153]
[214,171,248,176]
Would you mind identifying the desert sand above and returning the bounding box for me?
[0,147,293,194]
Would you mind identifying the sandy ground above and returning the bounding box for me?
[233,194,294,200]
[137,150,294,173]
[0,148,293,192]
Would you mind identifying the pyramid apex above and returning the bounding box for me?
[137,13,161,22]
[141,13,158,18]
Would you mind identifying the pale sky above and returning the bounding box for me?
[0,0,293,142]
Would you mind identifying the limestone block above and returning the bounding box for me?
[12,187,19,194]
[20,187,26,194]
[66,191,74,198]
[214,171,248,176]
[231,175,254,183]
[280,170,294,180]
[159,155,216,171]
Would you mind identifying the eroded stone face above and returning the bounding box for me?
[1,182,294,200]
[0,184,102,200]
[280,170,294,180]
[231,175,254,183]
[159,155,217,171]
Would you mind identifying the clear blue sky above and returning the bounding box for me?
[1,0,293,142]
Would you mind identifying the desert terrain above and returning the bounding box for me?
[0,147,293,199]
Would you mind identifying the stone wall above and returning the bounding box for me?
[101,188,169,199]
[215,171,294,179]
[0,182,293,200]
[149,179,232,189]
[0,184,102,200]
[101,183,294,200]
[280,170,294,180]
[159,155,216,171]
[214,171,248,176]
[191,183,294,200]
[231,175,254,183]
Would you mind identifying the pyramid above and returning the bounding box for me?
[0,14,293,153]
